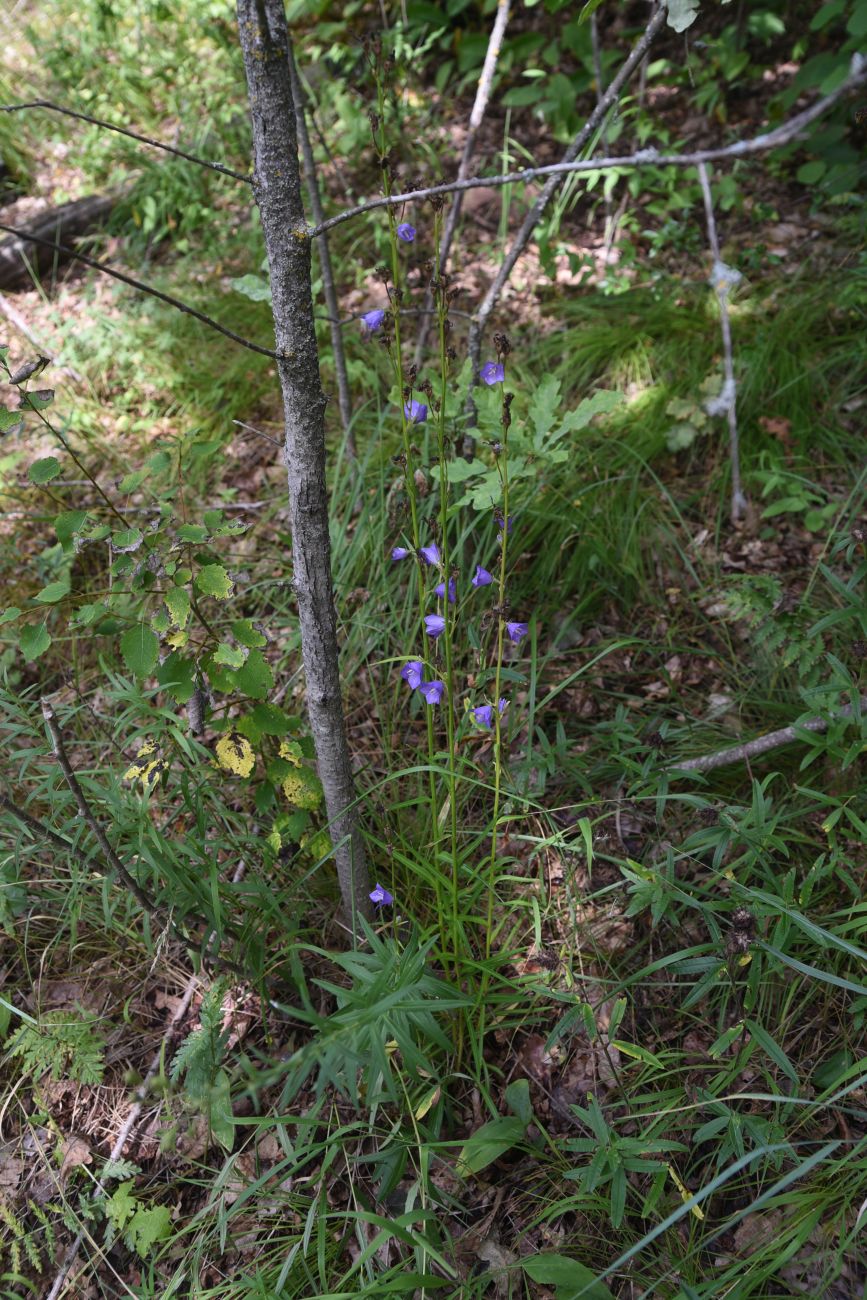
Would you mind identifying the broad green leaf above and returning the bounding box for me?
[523,1254,615,1300]
[106,1181,137,1230]
[164,586,191,629]
[208,1068,236,1151]
[22,388,54,409]
[0,606,21,625]
[18,623,51,660]
[34,581,69,604]
[505,1077,532,1125]
[456,1115,525,1176]
[0,407,23,434]
[111,528,143,553]
[555,391,624,442]
[195,564,234,600]
[120,624,159,677]
[54,509,89,549]
[126,1205,172,1258]
[155,651,196,703]
[528,373,562,439]
[232,618,267,648]
[71,602,107,626]
[117,467,149,493]
[232,648,273,700]
[177,524,209,543]
[251,702,295,735]
[430,457,488,484]
[213,642,247,669]
[29,456,62,484]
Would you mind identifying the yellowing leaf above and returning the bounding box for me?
[123,740,168,791]
[281,767,322,809]
[166,629,188,649]
[667,1164,705,1219]
[215,730,255,778]
[278,739,304,766]
[414,1084,441,1120]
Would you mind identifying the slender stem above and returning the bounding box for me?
[375,73,443,937]
[433,212,460,949]
[0,100,251,182]
[0,222,279,359]
[485,425,510,970]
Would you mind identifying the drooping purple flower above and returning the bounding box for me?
[400,660,424,690]
[505,621,528,644]
[361,309,385,333]
[405,399,428,424]
[471,565,493,588]
[370,882,394,906]
[434,578,456,604]
[419,680,445,705]
[397,223,416,243]
[419,543,440,566]
[424,613,446,638]
[480,361,505,386]
[496,512,514,541]
[392,546,410,561]
[471,698,508,730]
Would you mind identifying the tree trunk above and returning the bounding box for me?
[235,0,370,926]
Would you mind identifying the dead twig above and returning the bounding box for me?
[668,695,867,775]
[1,100,251,183]
[412,0,512,366]
[697,161,747,522]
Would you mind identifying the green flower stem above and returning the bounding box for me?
[483,371,510,986]
[433,212,460,954]
[375,78,444,945]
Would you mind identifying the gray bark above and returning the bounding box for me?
[236,0,370,926]
[287,38,355,455]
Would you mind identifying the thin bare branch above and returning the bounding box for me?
[1,100,252,183]
[310,55,866,238]
[288,39,355,455]
[698,160,747,522]
[0,221,279,359]
[669,696,867,775]
[40,698,166,918]
[413,0,512,365]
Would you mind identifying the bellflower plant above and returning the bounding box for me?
[397,222,416,242]
[471,565,493,588]
[405,398,428,424]
[361,308,385,332]
[434,578,456,604]
[392,546,410,561]
[369,883,394,907]
[471,699,508,729]
[419,543,440,566]
[400,660,424,689]
[424,613,446,639]
[480,361,505,386]
[419,680,445,705]
[505,621,528,645]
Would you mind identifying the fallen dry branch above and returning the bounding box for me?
[669,696,867,775]
[0,194,116,291]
